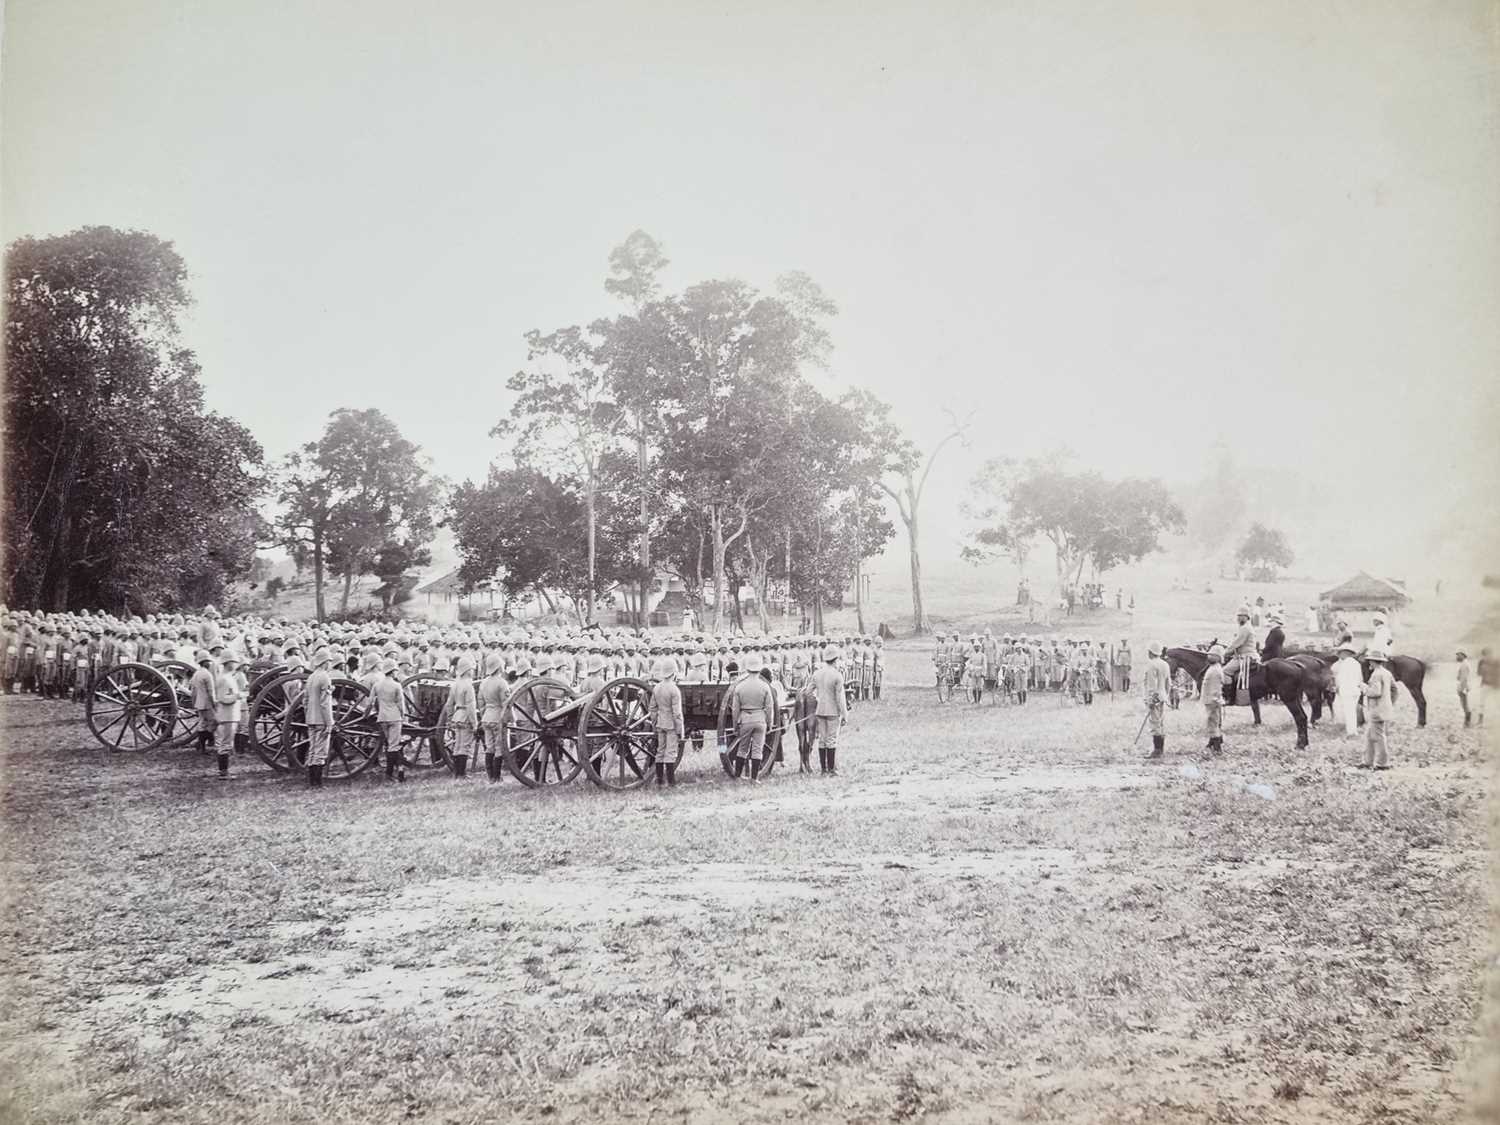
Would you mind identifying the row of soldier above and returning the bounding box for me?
[932,629,1134,702]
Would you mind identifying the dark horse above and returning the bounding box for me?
[1282,648,1429,727]
[1164,648,1320,749]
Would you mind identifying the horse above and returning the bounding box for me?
[1283,648,1428,727]
[1164,647,1318,749]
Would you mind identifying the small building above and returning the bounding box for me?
[1319,572,1410,614]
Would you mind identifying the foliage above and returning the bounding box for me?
[264,576,286,601]
[1236,522,1294,580]
[963,454,1184,592]
[3,227,265,612]
[273,409,441,621]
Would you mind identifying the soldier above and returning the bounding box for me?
[189,650,216,754]
[1455,649,1472,728]
[212,653,245,780]
[1262,611,1286,662]
[1361,648,1396,769]
[871,636,885,701]
[303,648,336,788]
[1142,643,1171,760]
[1115,639,1132,693]
[812,644,848,775]
[440,655,478,778]
[648,656,684,787]
[1370,610,1394,655]
[477,653,510,780]
[1222,606,1258,697]
[729,653,776,782]
[1201,645,1225,755]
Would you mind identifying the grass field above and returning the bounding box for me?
[1,597,1498,1123]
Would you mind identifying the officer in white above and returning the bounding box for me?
[1222,605,1258,690]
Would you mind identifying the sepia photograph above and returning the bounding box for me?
[2,1,1497,1121]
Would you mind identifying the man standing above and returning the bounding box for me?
[1201,645,1226,755]
[189,650,216,755]
[1332,643,1362,735]
[731,653,776,782]
[812,644,848,775]
[648,656,684,787]
[304,648,335,788]
[1370,610,1394,656]
[1115,639,1132,693]
[1142,643,1170,759]
[212,653,245,780]
[1476,648,1496,727]
[1361,649,1396,769]
[368,658,409,781]
[1455,650,1472,728]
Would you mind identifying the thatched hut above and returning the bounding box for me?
[1319,572,1410,614]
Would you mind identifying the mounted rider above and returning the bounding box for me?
[1261,610,1286,662]
[1222,604,1259,691]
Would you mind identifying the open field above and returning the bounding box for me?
[2,632,1498,1124]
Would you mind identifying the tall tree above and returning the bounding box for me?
[4,227,264,611]
[864,398,967,635]
[274,409,440,621]
[500,324,624,625]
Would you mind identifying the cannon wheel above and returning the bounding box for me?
[86,662,178,752]
[280,677,381,780]
[398,672,453,771]
[248,670,305,771]
[501,677,583,788]
[156,660,202,748]
[716,689,782,780]
[935,663,956,703]
[578,677,663,790]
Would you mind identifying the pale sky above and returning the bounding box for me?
[5,0,1497,583]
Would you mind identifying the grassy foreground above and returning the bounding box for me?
[0,643,1495,1124]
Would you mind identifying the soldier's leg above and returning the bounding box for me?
[197,708,216,753]
[746,722,767,781]
[451,726,472,777]
[307,723,330,786]
[215,721,234,778]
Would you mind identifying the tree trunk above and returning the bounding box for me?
[313,537,327,622]
[340,569,353,613]
[637,432,650,629]
[585,470,597,625]
[710,508,727,633]
[783,526,793,618]
[854,515,866,635]
[906,489,925,633]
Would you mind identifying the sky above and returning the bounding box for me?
[5,0,1497,584]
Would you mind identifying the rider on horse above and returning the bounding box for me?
[1222,604,1259,696]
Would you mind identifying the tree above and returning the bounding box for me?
[265,576,286,602]
[4,227,265,611]
[867,399,967,635]
[370,541,430,611]
[448,467,635,620]
[500,323,625,625]
[274,409,440,621]
[964,454,1183,594]
[1236,522,1294,581]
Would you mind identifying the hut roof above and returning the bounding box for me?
[1319,572,1409,609]
[416,569,465,596]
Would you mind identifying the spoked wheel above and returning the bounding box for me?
[578,677,658,790]
[281,677,381,780]
[500,678,584,788]
[716,690,782,780]
[935,668,955,703]
[86,662,178,752]
[399,673,453,771]
[248,670,306,771]
[157,660,201,748]
[1172,668,1197,702]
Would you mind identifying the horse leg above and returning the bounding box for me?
[1282,691,1309,749]
[1411,683,1427,727]
[1250,694,1262,726]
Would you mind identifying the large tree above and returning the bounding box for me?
[499,323,625,625]
[964,454,1184,594]
[1236,522,1294,581]
[274,409,440,621]
[3,227,264,611]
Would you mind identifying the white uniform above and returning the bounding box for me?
[1333,654,1362,735]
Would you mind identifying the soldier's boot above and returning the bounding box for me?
[308,764,323,787]
[826,748,838,776]
[1145,735,1164,760]
[216,752,231,779]
[666,764,678,787]
[484,751,496,779]
[195,730,210,754]
[818,747,828,774]
[1213,737,1224,754]
[235,732,249,755]
[749,758,762,783]
[452,755,468,778]
[655,764,666,787]
[731,758,745,779]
